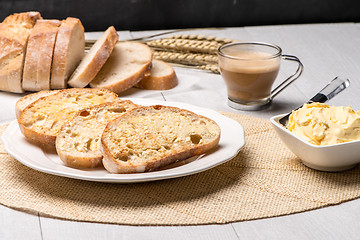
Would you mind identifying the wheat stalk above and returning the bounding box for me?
[152,50,219,73]
[153,51,217,65]
[169,34,234,44]
[146,35,232,73]
[85,34,235,73]
[146,38,222,54]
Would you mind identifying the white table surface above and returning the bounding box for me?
[1,23,360,240]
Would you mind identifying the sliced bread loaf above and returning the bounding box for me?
[68,26,119,88]
[50,17,85,89]
[15,90,59,118]
[56,100,138,168]
[135,59,178,90]
[18,88,118,150]
[23,20,61,91]
[101,105,221,173]
[90,41,152,94]
[0,12,42,93]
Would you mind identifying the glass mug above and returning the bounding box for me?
[218,42,303,110]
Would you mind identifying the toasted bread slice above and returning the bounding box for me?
[68,26,118,88]
[0,12,42,93]
[51,17,85,89]
[135,59,178,90]
[23,20,61,91]
[90,41,152,94]
[18,88,118,150]
[56,100,138,168]
[101,105,221,173]
[15,90,59,118]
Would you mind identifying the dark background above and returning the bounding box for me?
[1,0,359,31]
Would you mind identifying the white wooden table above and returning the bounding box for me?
[1,23,360,239]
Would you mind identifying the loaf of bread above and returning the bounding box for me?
[101,105,221,173]
[15,90,59,118]
[23,20,61,91]
[0,12,42,93]
[18,88,118,150]
[56,100,138,168]
[50,17,85,89]
[90,41,152,94]
[68,26,119,88]
[135,59,178,90]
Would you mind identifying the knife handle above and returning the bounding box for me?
[279,76,350,126]
[308,76,350,104]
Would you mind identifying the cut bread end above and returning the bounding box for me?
[0,11,42,93]
[135,59,178,90]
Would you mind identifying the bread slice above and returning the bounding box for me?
[101,105,221,173]
[90,41,152,94]
[0,12,42,93]
[56,100,138,168]
[135,59,178,90]
[23,20,61,91]
[50,17,85,89]
[15,90,59,118]
[68,26,118,88]
[18,88,118,150]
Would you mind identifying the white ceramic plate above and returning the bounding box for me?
[2,98,245,183]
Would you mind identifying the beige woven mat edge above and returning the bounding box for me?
[1,113,359,226]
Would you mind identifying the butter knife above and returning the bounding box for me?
[279,76,350,126]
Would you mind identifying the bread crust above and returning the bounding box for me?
[23,20,61,91]
[0,12,42,93]
[135,59,178,90]
[56,100,138,168]
[18,88,118,150]
[0,38,16,91]
[90,41,153,94]
[68,26,118,88]
[101,105,221,173]
[51,17,85,89]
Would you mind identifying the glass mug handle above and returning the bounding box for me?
[270,54,304,99]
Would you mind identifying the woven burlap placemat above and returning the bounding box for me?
[1,113,359,226]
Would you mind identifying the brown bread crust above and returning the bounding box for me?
[0,12,42,93]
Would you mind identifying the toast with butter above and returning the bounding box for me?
[56,100,138,168]
[18,88,118,150]
[101,105,221,173]
[15,90,59,118]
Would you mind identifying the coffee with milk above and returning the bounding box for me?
[218,42,302,110]
[219,50,280,102]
